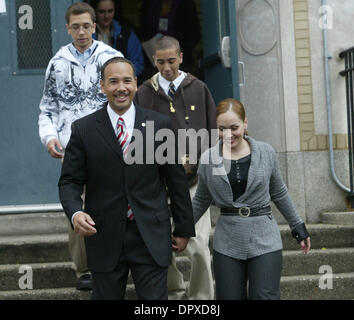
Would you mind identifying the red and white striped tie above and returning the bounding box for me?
[117,117,130,157]
[116,117,134,220]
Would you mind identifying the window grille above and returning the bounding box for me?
[15,0,52,70]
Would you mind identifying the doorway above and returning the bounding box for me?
[87,0,240,102]
[0,0,240,206]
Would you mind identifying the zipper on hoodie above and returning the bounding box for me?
[66,42,100,92]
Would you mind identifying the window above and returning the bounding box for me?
[14,0,52,72]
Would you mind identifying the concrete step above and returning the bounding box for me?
[0,262,76,291]
[1,220,353,300]
[2,209,352,239]
[280,272,354,300]
[1,224,354,266]
[282,247,354,276]
[0,212,67,236]
[0,284,176,300]
[0,234,70,264]
[0,206,217,236]
[279,224,354,250]
[6,247,351,294]
[0,284,180,300]
[2,210,353,251]
[321,211,354,225]
[174,247,354,280]
[0,287,91,300]
[2,271,354,300]
[0,257,189,292]
[127,273,354,300]
[148,273,354,300]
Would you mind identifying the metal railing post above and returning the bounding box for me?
[339,47,354,207]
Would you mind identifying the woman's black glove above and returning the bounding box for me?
[291,222,310,243]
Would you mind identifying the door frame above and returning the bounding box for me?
[201,0,240,103]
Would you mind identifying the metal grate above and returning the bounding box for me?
[15,0,52,70]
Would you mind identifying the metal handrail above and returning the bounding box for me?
[339,46,354,206]
[321,0,351,203]
[0,203,63,215]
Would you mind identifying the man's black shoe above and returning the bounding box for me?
[76,274,92,291]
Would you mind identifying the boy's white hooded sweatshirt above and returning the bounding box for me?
[38,40,123,149]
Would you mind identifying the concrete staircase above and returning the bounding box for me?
[1,209,354,300]
[0,213,89,300]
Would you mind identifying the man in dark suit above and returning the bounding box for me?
[58,56,195,300]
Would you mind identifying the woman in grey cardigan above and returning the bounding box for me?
[192,98,311,300]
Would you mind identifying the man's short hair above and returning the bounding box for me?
[65,2,96,24]
[154,36,181,54]
[101,57,137,80]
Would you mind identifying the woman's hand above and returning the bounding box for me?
[299,237,311,254]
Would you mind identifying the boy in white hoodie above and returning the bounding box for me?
[38,2,122,290]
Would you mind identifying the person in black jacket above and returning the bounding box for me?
[59,57,195,299]
[139,0,201,81]
[90,0,144,76]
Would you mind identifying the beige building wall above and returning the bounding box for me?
[235,0,350,223]
[293,0,349,151]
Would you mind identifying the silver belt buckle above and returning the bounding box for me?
[238,207,251,217]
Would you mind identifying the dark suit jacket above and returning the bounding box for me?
[58,103,195,272]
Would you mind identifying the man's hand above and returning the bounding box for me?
[172,236,189,253]
[47,138,64,159]
[73,212,97,237]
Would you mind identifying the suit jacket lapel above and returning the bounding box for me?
[95,104,149,163]
[96,104,124,161]
[133,104,148,137]
[127,105,148,162]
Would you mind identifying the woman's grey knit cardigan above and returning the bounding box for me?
[192,136,303,260]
